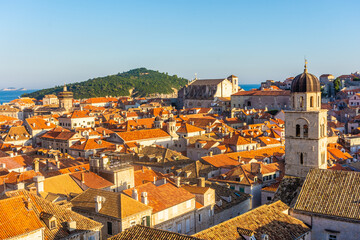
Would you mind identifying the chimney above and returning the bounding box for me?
[197,177,205,188]
[95,196,105,213]
[132,188,138,201]
[16,181,25,190]
[46,159,49,170]
[81,172,85,183]
[141,192,148,205]
[175,176,181,187]
[33,176,45,194]
[67,218,77,232]
[238,156,241,163]
[153,176,156,184]
[0,163,6,169]
[24,197,32,211]
[251,162,261,174]
[33,159,39,172]
[209,151,213,157]
[54,155,58,161]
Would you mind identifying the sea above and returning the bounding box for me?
[0,90,38,104]
[240,84,260,91]
[0,84,261,105]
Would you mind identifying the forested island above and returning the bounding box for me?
[21,68,188,99]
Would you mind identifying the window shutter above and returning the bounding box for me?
[146,216,150,227]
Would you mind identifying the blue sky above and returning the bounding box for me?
[0,0,359,89]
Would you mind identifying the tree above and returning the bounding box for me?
[334,78,341,94]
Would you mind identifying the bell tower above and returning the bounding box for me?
[58,84,73,112]
[285,61,327,178]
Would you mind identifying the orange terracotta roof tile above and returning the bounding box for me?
[117,129,170,142]
[70,171,114,189]
[177,123,205,134]
[25,117,56,130]
[202,146,285,168]
[123,182,195,213]
[70,138,114,151]
[134,167,165,186]
[0,196,44,239]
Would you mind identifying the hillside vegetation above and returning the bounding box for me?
[22,68,188,99]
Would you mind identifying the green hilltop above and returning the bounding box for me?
[21,68,188,99]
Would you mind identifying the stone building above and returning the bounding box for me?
[42,94,59,106]
[231,89,291,110]
[89,152,136,192]
[123,181,198,235]
[291,169,360,240]
[58,84,73,112]
[3,189,102,240]
[71,188,152,239]
[285,62,327,178]
[178,75,239,109]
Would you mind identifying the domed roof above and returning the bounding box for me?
[291,62,320,93]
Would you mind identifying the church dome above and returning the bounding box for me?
[291,62,320,93]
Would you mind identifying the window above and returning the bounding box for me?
[300,96,304,108]
[296,124,300,137]
[267,196,272,201]
[146,216,151,227]
[303,124,308,138]
[88,236,95,240]
[185,218,190,233]
[328,234,337,240]
[130,220,136,227]
[300,153,304,165]
[177,223,182,233]
[199,213,202,222]
[239,187,245,193]
[107,221,113,235]
[310,96,314,107]
[50,220,56,229]
[141,216,146,226]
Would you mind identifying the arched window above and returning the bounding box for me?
[310,96,314,107]
[293,96,295,108]
[300,153,304,165]
[296,124,300,137]
[300,96,304,108]
[303,125,308,138]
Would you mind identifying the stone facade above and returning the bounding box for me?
[178,76,239,109]
[231,90,291,110]
[285,72,327,178]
